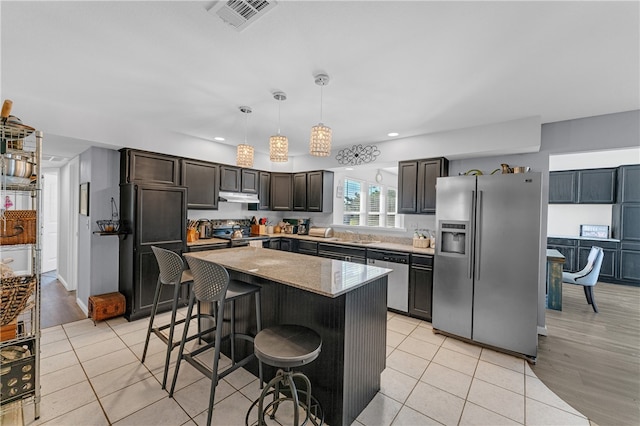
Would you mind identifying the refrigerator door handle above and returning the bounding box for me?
[469,190,475,279]
[475,190,483,280]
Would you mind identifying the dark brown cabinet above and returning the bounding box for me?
[119,183,188,320]
[249,171,271,211]
[219,165,241,192]
[398,158,449,214]
[120,149,180,186]
[409,254,433,321]
[181,159,219,210]
[307,170,334,213]
[241,169,259,194]
[271,173,293,211]
[293,173,307,211]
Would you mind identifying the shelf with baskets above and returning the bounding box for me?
[1,123,42,420]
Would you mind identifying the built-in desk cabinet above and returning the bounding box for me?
[181,159,219,210]
[549,168,616,204]
[547,238,578,272]
[617,164,640,203]
[577,239,618,281]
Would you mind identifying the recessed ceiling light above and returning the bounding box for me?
[214,136,225,141]
[387,132,399,137]
[345,167,354,171]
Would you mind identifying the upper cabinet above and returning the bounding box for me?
[307,171,334,213]
[617,164,640,203]
[120,149,181,185]
[549,168,617,204]
[220,166,259,193]
[181,159,219,210]
[577,168,616,204]
[249,171,271,211]
[241,169,259,194]
[219,165,241,192]
[398,157,449,214]
[293,173,307,211]
[271,173,293,211]
[549,171,577,204]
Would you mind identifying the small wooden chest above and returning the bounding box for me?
[88,292,126,324]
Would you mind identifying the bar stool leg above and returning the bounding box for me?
[142,278,163,364]
[160,281,182,389]
[207,299,226,426]
[255,292,263,388]
[169,292,196,398]
[230,299,236,363]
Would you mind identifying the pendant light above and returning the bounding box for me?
[269,92,288,162]
[309,73,332,157]
[236,106,254,168]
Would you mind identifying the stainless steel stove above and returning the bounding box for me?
[210,219,269,247]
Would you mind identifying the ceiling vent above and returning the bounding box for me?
[210,0,278,32]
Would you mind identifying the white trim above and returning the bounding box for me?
[76,296,88,316]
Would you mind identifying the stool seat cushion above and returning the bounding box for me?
[255,325,322,369]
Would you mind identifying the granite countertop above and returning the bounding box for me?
[187,237,229,247]
[548,235,620,242]
[255,232,437,255]
[186,232,437,255]
[185,247,392,298]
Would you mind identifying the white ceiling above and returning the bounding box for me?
[2,1,638,167]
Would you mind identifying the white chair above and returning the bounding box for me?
[562,246,604,312]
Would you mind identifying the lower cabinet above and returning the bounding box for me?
[577,240,618,281]
[317,243,366,264]
[409,254,433,321]
[279,238,293,252]
[619,243,640,283]
[296,240,318,256]
[268,239,281,250]
[187,242,229,252]
[547,238,578,272]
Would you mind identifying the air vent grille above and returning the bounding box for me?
[211,0,277,31]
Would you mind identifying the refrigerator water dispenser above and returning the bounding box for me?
[439,222,468,256]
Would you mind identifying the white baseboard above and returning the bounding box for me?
[76,297,88,316]
[537,325,548,336]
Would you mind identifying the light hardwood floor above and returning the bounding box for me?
[533,281,640,426]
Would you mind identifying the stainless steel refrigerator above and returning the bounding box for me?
[432,173,542,358]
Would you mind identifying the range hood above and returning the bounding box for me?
[218,191,260,204]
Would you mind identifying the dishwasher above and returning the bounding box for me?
[367,249,410,313]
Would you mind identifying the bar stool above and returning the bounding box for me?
[246,325,323,426]
[170,256,262,426]
[142,246,199,389]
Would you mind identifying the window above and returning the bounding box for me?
[343,178,400,228]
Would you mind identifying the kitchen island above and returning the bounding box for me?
[184,247,392,426]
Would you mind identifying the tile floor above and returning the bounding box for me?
[10,310,593,426]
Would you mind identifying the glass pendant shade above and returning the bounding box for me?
[269,134,288,162]
[310,74,332,157]
[309,123,332,157]
[236,143,254,168]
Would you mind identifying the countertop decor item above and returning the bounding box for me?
[309,74,331,157]
[335,144,381,166]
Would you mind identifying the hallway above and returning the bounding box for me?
[40,271,85,328]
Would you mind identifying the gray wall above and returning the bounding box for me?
[76,147,120,310]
